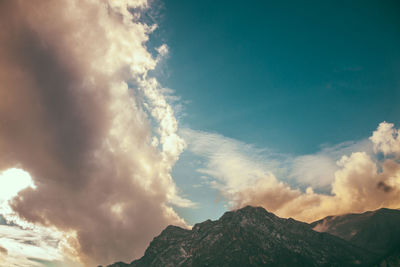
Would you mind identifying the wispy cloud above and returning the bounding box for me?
[0,222,77,267]
[182,122,400,222]
[288,139,373,191]
[181,129,284,194]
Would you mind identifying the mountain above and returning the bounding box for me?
[311,208,400,266]
[106,206,375,267]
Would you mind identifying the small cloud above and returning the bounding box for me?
[0,245,7,255]
[156,44,169,57]
[370,121,400,157]
[377,181,393,193]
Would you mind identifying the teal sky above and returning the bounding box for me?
[148,0,400,226]
[149,0,400,224]
[159,0,400,152]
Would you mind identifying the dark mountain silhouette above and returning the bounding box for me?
[106,206,378,267]
[311,208,400,266]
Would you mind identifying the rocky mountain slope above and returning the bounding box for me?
[106,206,377,267]
[311,208,400,266]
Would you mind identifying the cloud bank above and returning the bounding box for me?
[183,122,400,222]
[0,221,77,267]
[0,0,190,265]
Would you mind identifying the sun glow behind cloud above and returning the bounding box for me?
[0,169,78,267]
[0,0,192,266]
[0,168,35,202]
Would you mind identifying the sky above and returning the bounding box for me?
[0,0,399,266]
[161,0,400,223]
[160,0,400,151]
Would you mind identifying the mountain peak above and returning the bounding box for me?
[311,207,400,260]
[107,206,375,267]
[220,205,278,221]
[235,205,266,212]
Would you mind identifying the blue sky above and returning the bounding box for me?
[159,0,400,152]
[148,0,400,224]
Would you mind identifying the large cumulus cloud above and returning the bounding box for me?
[0,0,190,266]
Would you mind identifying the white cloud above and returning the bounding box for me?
[182,123,400,222]
[0,218,82,267]
[289,139,372,190]
[370,121,400,157]
[181,128,283,196]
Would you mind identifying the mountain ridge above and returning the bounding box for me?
[311,207,400,266]
[106,206,384,267]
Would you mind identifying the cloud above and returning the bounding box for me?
[0,0,191,266]
[0,245,7,255]
[0,245,7,266]
[0,168,36,202]
[289,139,372,190]
[0,223,70,267]
[183,123,400,222]
[370,121,400,157]
[181,129,285,195]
